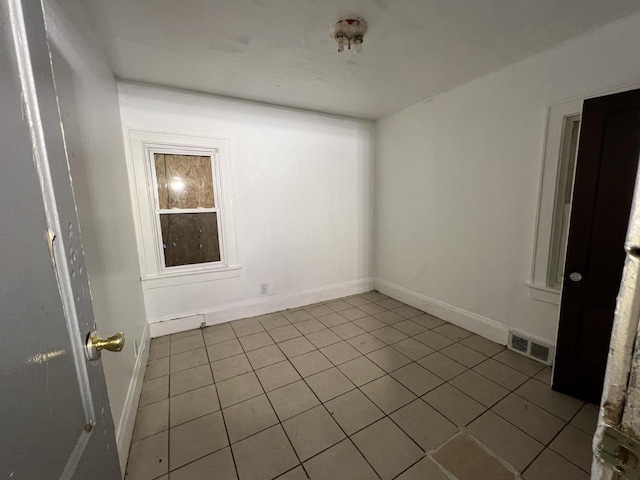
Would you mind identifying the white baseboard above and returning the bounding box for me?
[115,322,150,475]
[148,277,374,338]
[374,278,509,345]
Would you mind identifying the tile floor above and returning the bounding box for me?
[126,291,597,480]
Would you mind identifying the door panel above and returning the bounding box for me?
[0,0,121,478]
[554,88,640,403]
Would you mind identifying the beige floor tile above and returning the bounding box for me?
[449,370,509,407]
[393,319,428,336]
[570,403,599,436]
[170,334,205,355]
[549,425,593,472]
[432,433,515,480]
[206,339,243,363]
[324,389,384,435]
[352,418,424,480]
[145,357,169,381]
[360,291,388,303]
[279,336,316,358]
[169,447,237,480]
[306,367,355,402]
[148,341,170,360]
[170,364,213,397]
[460,335,505,356]
[376,298,404,310]
[413,331,455,350]
[211,353,252,382]
[320,341,361,365]
[295,318,325,335]
[390,399,457,451]
[338,356,385,386]
[223,394,279,443]
[277,466,308,479]
[255,360,301,391]
[393,305,424,319]
[231,319,265,338]
[304,439,378,480]
[433,323,473,341]
[171,329,201,341]
[139,375,169,407]
[492,394,565,444]
[283,309,313,323]
[317,312,350,328]
[132,399,169,442]
[269,325,302,343]
[283,406,345,461]
[306,305,334,318]
[341,307,369,321]
[412,314,445,329]
[268,380,320,421]
[217,372,264,408]
[325,299,353,312]
[516,379,584,421]
[347,333,387,354]
[290,350,333,377]
[358,302,388,315]
[493,350,545,376]
[534,367,552,385]
[440,343,487,368]
[396,457,449,480]
[169,412,228,470]
[331,322,366,340]
[467,411,543,472]
[366,346,411,372]
[232,425,299,480]
[423,384,485,426]
[169,384,219,427]
[305,328,342,349]
[523,449,589,480]
[418,352,467,381]
[392,338,434,360]
[473,359,528,390]
[238,331,274,352]
[360,375,416,414]
[344,296,371,307]
[246,344,286,369]
[257,313,290,330]
[171,348,210,373]
[203,324,236,346]
[125,431,168,480]
[370,326,408,344]
[391,363,443,396]
[373,310,404,325]
[352,316,387,332]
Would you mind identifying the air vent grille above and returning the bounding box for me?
[508,331,553,365]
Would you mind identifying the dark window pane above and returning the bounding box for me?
[154,153,215,209]
[160,213,220,267]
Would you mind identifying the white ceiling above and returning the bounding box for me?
[82,0,640,119]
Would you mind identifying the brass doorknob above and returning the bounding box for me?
[86,331,125,360]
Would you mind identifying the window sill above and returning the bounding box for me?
[141,264,242,289]
[526,282,561,305]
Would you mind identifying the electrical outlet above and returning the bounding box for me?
[261,283,268,295]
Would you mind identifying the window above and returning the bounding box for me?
[547,115,580,288]
[126,131,240,287]
[152,153,222,268]
[529,99,582,304]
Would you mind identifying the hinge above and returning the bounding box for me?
[596,425,640,478]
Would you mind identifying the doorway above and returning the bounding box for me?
[554,88,640,403]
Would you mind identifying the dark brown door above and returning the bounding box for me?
[553,89,640,403]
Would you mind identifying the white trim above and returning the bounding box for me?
[124,130,240,281]
[374,278,509,345]
[148,277,374,337]
[115,323,150,475]
[526,282,561,305]
[141,264,242,289]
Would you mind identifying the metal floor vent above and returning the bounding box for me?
[508,331,554,365]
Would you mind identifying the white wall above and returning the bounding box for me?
[375,12,640,345]
[118,83,373,330]
[43,0,148,469]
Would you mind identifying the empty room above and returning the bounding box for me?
[4,0,640,479]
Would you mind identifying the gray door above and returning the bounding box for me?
[1,0,122,478]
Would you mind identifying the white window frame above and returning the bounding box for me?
[528,99,582,305]
[126,130,240,288]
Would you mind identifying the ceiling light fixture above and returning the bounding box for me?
[331,18,367,54]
